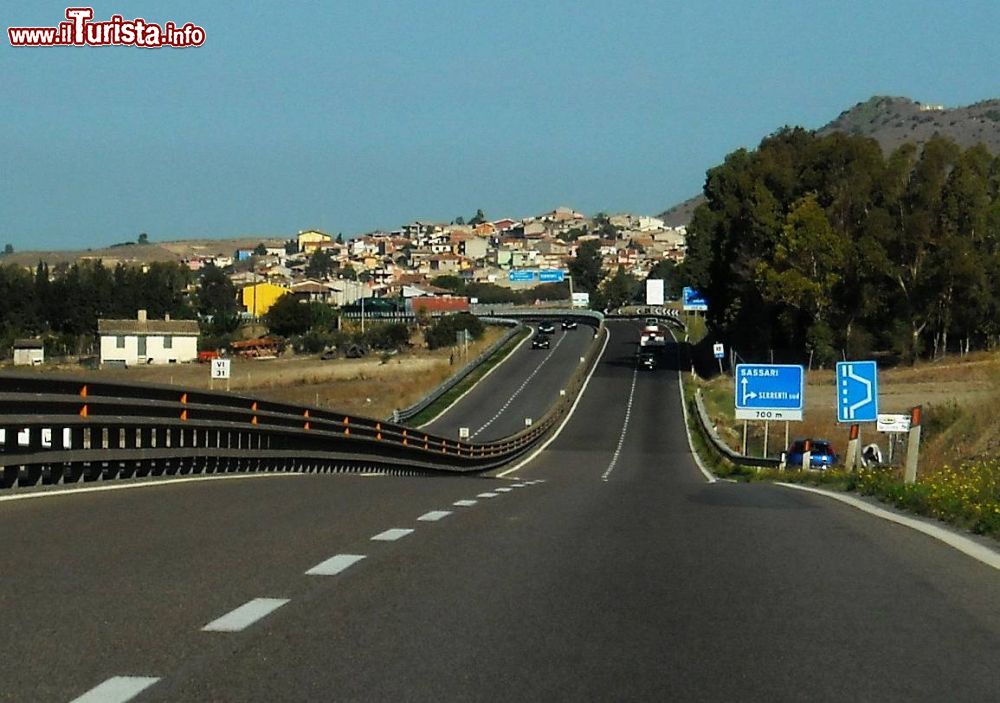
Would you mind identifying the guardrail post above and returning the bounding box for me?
[904,406,922,484]
[845,424,860,471]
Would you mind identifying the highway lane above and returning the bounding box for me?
[423,322,595,442]
[2,320,998,701]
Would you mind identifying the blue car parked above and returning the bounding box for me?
[785,439,838,469]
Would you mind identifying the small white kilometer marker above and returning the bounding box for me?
[305,554,366,576]
[202,597,290,632]
[371,528,414,541]
[453,499,477,507]
[418,510,452,522]
[70,676,160,703]
[477,492,499,498]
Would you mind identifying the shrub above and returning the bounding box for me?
[425,313,485,350]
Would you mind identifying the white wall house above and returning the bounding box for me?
[13,339,44,366]
[98,310,199,367]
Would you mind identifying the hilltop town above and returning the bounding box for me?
[147,207,684,316]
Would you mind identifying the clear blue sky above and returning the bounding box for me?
[4,1,1000,250]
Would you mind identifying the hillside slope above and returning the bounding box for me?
[660,95,1000,225]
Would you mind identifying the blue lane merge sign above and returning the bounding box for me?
[836,361,878,423]
[734,364,804,421]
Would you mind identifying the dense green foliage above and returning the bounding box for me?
[264,296,336,337]
[683,129,1000,363]
[424,313,485,350]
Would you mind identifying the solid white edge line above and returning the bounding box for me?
[69,676,161,703]
[496,326,612,478]
[776,482,1000,571]
[418,325,533,429]
[305,553,366,576]
[201,597,290,632]
[670,329,717,484]
[371,528,414,541]
[0,472,302,504]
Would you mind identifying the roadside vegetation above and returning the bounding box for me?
[682,361,1000,539]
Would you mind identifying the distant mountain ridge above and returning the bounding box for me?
[659,95,1000,226]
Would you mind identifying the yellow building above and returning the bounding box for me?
[297,229,332,253]
[241,282,290,317]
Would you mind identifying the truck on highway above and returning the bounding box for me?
[639,323,667,348]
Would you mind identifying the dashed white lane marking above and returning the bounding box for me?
[371,528,414,541]
[418,510,452,521]
[202,598,290,633]
[494,487,513,493]
[510,483,527,488]
[477,492,499,498]
[305,554,366,576]
[0,472,301,504]
[471,328,569,438]
[419,325,533,429]
[69,676,161,703]
[602,366,639,482]
[453,499,478,507]
[497,327,611,479]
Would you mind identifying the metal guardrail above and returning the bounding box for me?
[389,319,524,423]
[691,388,781,468]
[0,320,608,490]
[392,308,606,423]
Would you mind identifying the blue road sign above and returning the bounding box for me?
[734,364,804,421]
[682,286,708,311]
[508,270,536,282]
[836,361,878,422]
[539,269,565,283]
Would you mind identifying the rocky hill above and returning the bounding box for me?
[660,95,1000,226]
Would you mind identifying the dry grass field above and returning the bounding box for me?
[14,327,505,421]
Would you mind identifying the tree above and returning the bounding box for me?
[3,244,12,255]
[568,240,604,293]
[646,259,682,298]
[264,294,313,336]
[336,233,344,245]
[306,249,335,279]
[454,216,465,226]
[253,242,268,256]
[340,264,358,281]
[137,233,149,245]
[469,209,486,226]
[284,239,298,255]
[424,313,485,349]
[198,264,239,332]
[602,266,639,310]
[431,275,465,293]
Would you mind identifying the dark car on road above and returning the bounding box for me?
[637,351,657,370]
[785,439,838,469]
[531,334,551,349]
[537,321,556,334]
[561,319,577,330]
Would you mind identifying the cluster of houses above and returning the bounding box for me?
[183,206,687,319]
[10,207,687,367]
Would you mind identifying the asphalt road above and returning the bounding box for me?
[2,321,998,702]
[423,322,596,442]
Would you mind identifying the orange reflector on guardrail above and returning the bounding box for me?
[80,385,88,398]
[180,409,188,421]
[376,423,382,440]
[181,393,187,404]
[79,404,88,418]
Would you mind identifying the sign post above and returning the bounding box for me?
[904,406,922,484]
[713,342,725,376]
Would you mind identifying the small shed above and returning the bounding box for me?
[13,339,44,366]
